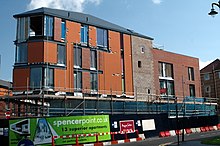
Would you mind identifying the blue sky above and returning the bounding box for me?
[1,0,220,81]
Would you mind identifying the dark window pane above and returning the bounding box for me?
[74,71,82,91]
[30,16,43,36]
[97,28,107,48]
[90,73,98,91]
[44,68,54,89]
[30,68,42,89]
[90,50,97,69]
[58,45,66,65]
[189,84,196,97]
[16,43,27,63]
[188,67,194,81]
[74,47,82,67]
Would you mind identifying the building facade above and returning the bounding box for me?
[11,8,203,116]
[200,59,220,99]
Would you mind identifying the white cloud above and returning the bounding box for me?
[27,0,102,12]
[199,60,213,70]
[152,0,162,4]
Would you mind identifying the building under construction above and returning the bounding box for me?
[0,7,217,118]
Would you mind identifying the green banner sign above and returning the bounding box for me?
[9,115,110,146]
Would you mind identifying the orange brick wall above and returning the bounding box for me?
[44,42,57,64]
[13,68,30,91]
[123,34,133,95]
[152,49,201,99]
[89,26,97,47]
[28,42,44,63]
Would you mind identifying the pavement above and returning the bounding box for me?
[165,140,216,146]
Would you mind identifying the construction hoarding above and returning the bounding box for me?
[9,115,110,146]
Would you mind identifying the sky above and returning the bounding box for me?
[1,0,220,82]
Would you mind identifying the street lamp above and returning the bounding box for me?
[208,1,220,17]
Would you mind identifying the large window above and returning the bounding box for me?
[90,50,97,69]
[17,17,29,42]
[189,84,196,97]
[57,45,66,65]
[160,80,175,97]
[30,67,54,89]
[61,20,66,40]
[81,24,88,44]
[159,62,173,78]
[188,67,194,81]
[90,73,98,91]
[97,28,108,48]
[74,47,82,67]
[44,15,54,38]
[15,43,27,63]
[74,71,82,91]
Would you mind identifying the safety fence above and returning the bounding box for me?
[52,130,143,146]
[159,124,220,137]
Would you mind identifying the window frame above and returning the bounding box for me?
[96,27,108,49]
[90,72,98,91]
[90,50,97,70]
[80,24,88,45]
[74,46,82,68]
[74,71,82,92]
[204,73,210,80]
[188,67,195,81]
[57,44,66,66]
[15,43,28,64]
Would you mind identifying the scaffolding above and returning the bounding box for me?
[0,87,218,119]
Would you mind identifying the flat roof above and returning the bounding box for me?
[14,7,153,40]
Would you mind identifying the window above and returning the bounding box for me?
[97,28,108,48]
[29,16,43,37]
[188,67,194,81]
[44,15,53,38]
[90,73,98,91]
[90,50,97,69]
[80,24,88,44]
[160,80,175,97]
[74,71,82,91]
[159,62,173,78]
[141,46,145,53]
[17,15,54,41]
[138,61,142,68]
[204,73,210,80]
[30,68,42,89]
[189,84,196,97]
[44,68,54,89]
[205,86,211,93]
[74,47,82,67]
[30,67,54,89]
[61,20,66,40]
[57,45,66,65]
[17,17,29,42]
[15,43,27,63]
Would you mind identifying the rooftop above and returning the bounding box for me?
[14,7,153,40]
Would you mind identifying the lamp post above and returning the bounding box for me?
[209,1,220,16]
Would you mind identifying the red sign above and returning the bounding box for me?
[5,111,10,119]
[119,120,135,132]
[160,88,167,94]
